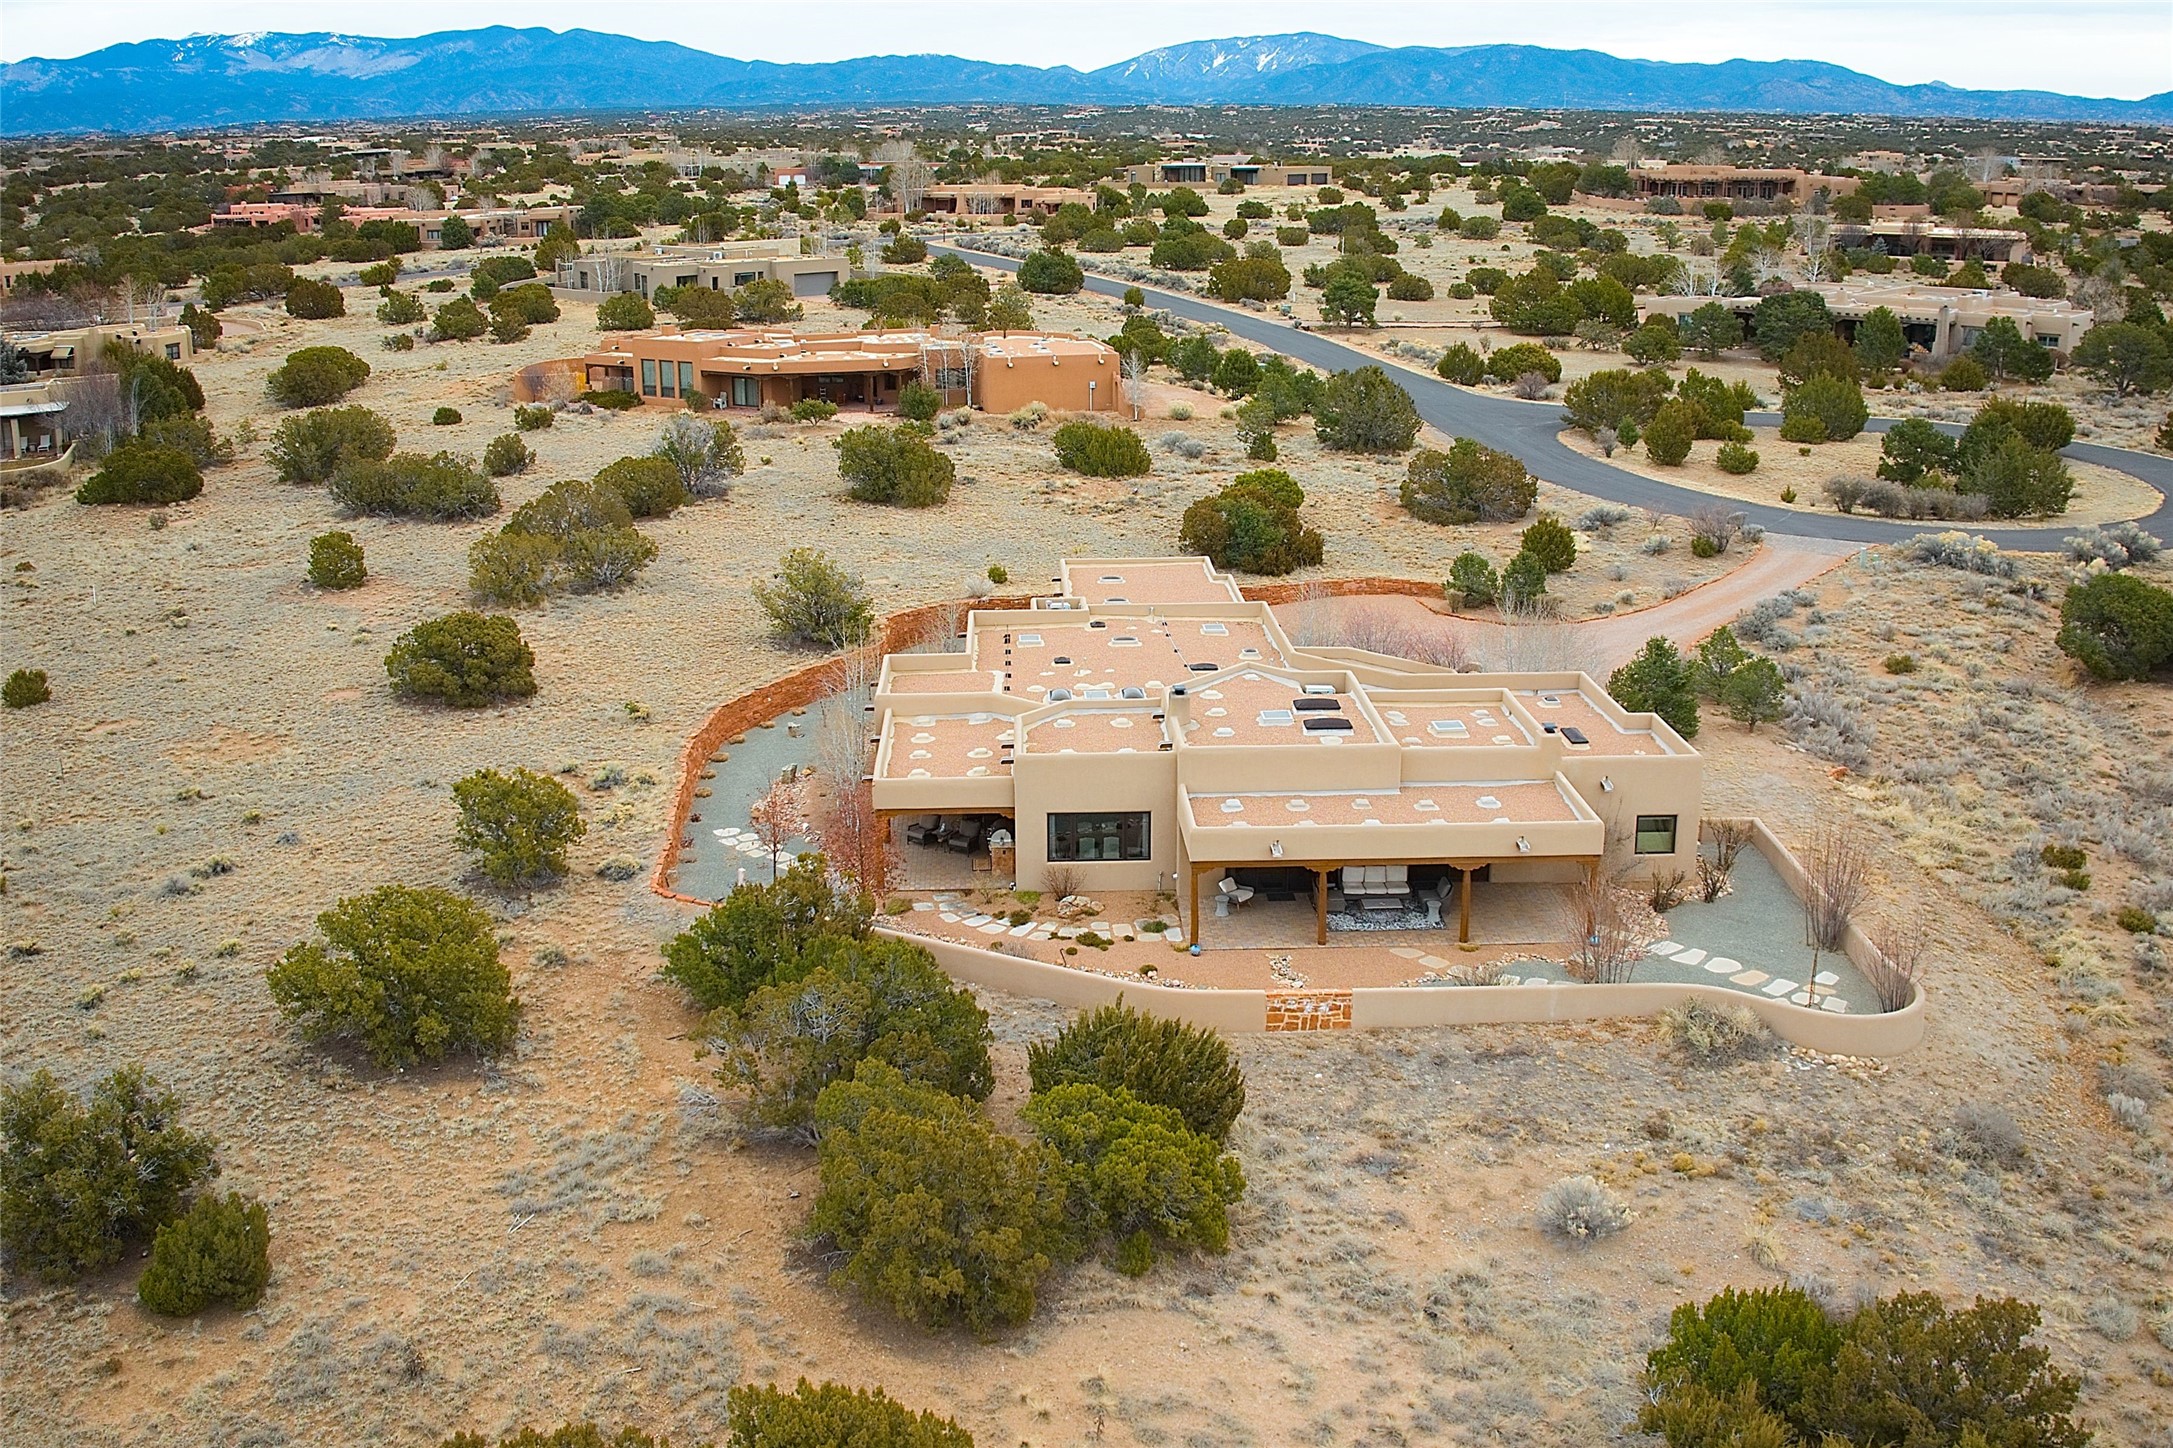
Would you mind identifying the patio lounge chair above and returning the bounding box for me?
[1342,865,1369,895]
[1216,878,1255,915]
[903,816,940,845]
[945,820,984,854]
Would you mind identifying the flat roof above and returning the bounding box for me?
[1514,689,1676,757]
[883,713,1013,780]
[1189,780,1582,829]
[1059,558,1244,606]
[1180,670,1384,749]
[978,616,1282,703]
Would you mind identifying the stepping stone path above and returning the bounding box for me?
[911,901,936,912]
[1648,940,1682,956]
[1761,978,1799,997]
[1729,969,1767,986]
[1702,956,1740,975]
[938,913,961,923]
[1389,947,1427,960]
[1673,947,1708,966]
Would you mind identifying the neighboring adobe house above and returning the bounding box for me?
[0,379,71,463]
[0,322,194,379]
[890,185,1094,217]
[869,557,1702,946]
[548,241,848,305]
[566,327,1122,413]
[1639,281,2094,361]
[1119,158,1339,189]
[207,203,574,248]
[1622,164,1861,205]
[0,260,62,298]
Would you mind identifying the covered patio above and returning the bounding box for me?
[1185,854,1598,949]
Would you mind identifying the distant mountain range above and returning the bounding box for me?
[4,27,2169,135]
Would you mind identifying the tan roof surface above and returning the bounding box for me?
[1061,559,1244,606]
[1189,780,1581,828]
[979,617,1280,699]
[881,713,1014,780]
[1182,670,1383,749]
[1514,689,1674,757]
[1020,707,1169,756]
[886,669,999,696]
[1372,699,1534,749]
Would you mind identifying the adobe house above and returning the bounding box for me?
[1120,159,1337,189]
[1626,165,1861,205]
[869,558,1702,946]
[895,185,1094,217]
[1639,281,2093,361]
[568,327,1121,414]
[2,322,194,379]
[549,241,848,305]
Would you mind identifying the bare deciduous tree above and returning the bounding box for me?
[748,774,806,882]
[1865,922,1926,1013]
[1562,864,1643,984]
[1793,216,1834,284]
[1121,349,1149,420]
[1803,822,1870,953]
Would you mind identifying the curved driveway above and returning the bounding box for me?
[940,244,2173,549]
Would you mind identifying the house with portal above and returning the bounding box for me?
[868,558,1702,944]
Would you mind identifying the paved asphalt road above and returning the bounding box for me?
[938,244,2173,550]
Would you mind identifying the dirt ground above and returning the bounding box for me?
[3,232,2170,1448]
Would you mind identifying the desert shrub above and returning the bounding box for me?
[307,530,366,590]
[1965,434,2073,518]
[1178,470,1323,575]
[136,413,234,471]
[490,283,560,327]
[1876,417,1958,486]
[513,404,555,432]
[1509,370,1552,400]
[725,1379,974,1447]
[713,936,993,1141]
[810,1062,1064,1332]
[1609,636,1700,739]
[1484,342,1561,384]
[838,424,955,506]
[453,767,586,888]
[581,389,643,411]
[332,451,499,520]
[467,255,536,301]
[284,277,345,319]
[596,292,655,331]
[1779,374,1867,442]
[1448,551,1501,607]
[267,346,370,407]
[1938,354,1988,391]
[1642,1285,1842,1443]
[1536,1175,1630,1243]
[1386,272,1435,301]
[1642,400,1697,465]
[432,406,462,427]
[593,456,687,519]
[1952,1102,2027,1165]
[1025,1083,1244,1273]
[1802,1294,2083,1448]
[1502,549,1548,604]
[385,333,415,352]
[269,406,396,484]
[654,414,745,499]
[897,381,942,422]
[1519,512,1577,573]
[2064,522,2163,571]
[268,884,517,1068]
[4,668,52,708]
[1962,396,2074,457]
[1434,343,1486,385]
[0,1067,218,1282]
[137,1191,270,1316]
[1626,316,1685,366]
[790,398,839,423]
[1052,421,1152,477]
[376,291,426,325]
[1715,441,1759,474]
[75,443,202,505]
[1460,214,1501,240]
[1562,368,1672,436]
[753,547,873,649]
[1027,1001,1246,1142]
[1314,365,1421,453]
[1017,249,1084,294]
[471,430,525,476]
[661,855,872,1011]
[384,611,536,706]
[1662,999,1770,1065]
[2057,572,2173,681]
[496,478,658,594]
[429,296,489,342]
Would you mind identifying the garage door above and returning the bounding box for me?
[792,270,839,297]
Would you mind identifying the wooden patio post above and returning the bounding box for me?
[1188,864,1203,947]
[1315,867,1329,946]
[1459,867,1474,946]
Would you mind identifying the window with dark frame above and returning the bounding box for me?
[1634,815,1679,855]
[1048,811,1150,862]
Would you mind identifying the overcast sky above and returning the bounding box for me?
[5,0,2169,99]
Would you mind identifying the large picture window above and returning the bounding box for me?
[1634,815,1679,855]
[640,358,657,396]
[730,376,760,407]
[1048,811,1150,863]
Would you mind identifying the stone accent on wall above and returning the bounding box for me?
[1265,990,1353,1031]
[1238,577,1446,607]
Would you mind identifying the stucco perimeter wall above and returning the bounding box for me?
[651,594,1032,903]
[1239,577,1447,606]
[889,929,1270,1033]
